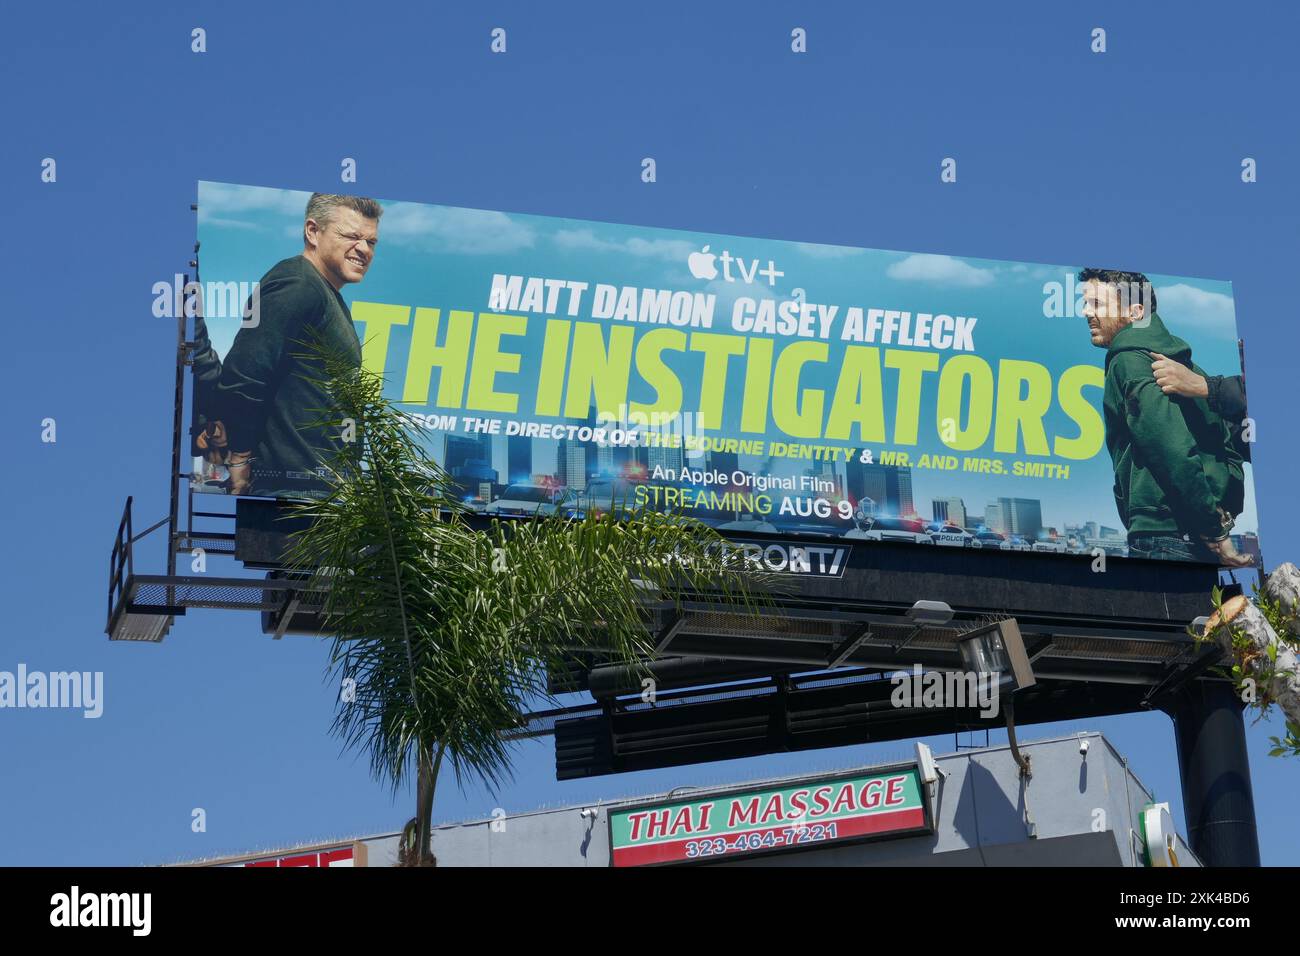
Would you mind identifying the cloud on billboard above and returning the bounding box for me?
[381,203,537,255]
[792,241,868,260]
[886,253,995,287]
[1156,283,1238,339]
[553,227,695,264]
[198,182,310,228]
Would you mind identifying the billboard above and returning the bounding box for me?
[608,766,929,866]
[188,181,1259,566]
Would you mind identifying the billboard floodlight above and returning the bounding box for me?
[958,618,1036,779]
[957,618,1035,693]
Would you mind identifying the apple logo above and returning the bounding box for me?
[688,245,718,281]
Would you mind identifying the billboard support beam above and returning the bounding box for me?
[827,622,871,668]
[162,255,201,622]
[167,273,188,587]
[1140,644,1223,709]
[652,611,683,655]
[1162,680,1261,867]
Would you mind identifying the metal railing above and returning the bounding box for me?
[107,496,135,635]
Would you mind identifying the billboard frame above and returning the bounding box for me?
[102,201,1262,867]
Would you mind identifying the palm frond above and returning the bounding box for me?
[280,337,780,804]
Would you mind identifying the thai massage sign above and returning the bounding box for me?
[608,766,930,866]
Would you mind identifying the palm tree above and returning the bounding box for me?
[281,344,778,865]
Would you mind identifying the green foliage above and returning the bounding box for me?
[1196,578,1300,758]
[1254,588,1300,654]
[1268,719,1300,758]
[280,340,780,839]
[1256,587,1300,757]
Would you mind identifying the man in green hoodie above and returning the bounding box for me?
[1078,268,1251,567]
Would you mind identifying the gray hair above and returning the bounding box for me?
[303,193,383,244]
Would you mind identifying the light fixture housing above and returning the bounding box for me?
[915,741,939,785]
[906,600,954,627]
[957,618,1035,692]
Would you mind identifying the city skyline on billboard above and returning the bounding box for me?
[188,181,1259,565]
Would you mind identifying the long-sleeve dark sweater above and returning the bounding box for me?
[213,255,361,497]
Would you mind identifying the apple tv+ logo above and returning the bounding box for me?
[688,246,784,286]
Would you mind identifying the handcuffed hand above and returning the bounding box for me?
[1201,534,1254,568]
[227,450,253,495]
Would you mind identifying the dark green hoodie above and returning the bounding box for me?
[1102,313,1245,540]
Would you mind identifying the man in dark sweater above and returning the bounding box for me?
[209,193,383,498]
[1078,268,1251,568]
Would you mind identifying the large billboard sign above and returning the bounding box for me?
[608,766,930,866]
[188,181,1259,566]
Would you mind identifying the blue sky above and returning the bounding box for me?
[0,0,1296,865]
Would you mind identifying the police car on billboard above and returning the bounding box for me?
[847,515,935,545]
[483,483,565,517]
[1032,533,1069,554]
[972,529,1010,550]
[561,477,640,519]
[925,521,975,547]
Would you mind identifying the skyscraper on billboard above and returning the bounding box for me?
[846,463,913,516]
[507,436,532,484]
[445,433,498,490]
[898,469,914,517]
[998,497,1044,539]
[985,501,1005,532]
[558,408,602,490]
[557,440,589,491]
[647,442,684,477]
[933,497,967,528]
[445,433,492,475]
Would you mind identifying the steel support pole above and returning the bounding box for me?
[1162,679,1261,866]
